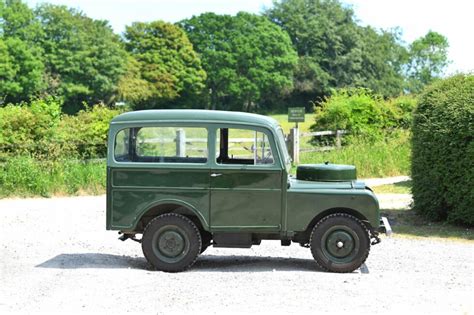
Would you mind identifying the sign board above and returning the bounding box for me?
[288,107,305,123]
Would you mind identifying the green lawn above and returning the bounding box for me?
[382,208,473,241]
[373,180,412,194]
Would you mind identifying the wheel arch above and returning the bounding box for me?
[133,199,209,233]
[298,207,372,243]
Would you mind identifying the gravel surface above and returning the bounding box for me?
[0,195,472,314]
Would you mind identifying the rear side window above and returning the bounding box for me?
[114,127,208,163]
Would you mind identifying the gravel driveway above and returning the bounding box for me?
[0,195,472,314]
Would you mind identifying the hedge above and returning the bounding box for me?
[412,74,474,226]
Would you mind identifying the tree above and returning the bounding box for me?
[122,21,206,110]
[0,0,45,104]
[0,37,45,104]
[406,31,449,93]
[0,0,43,42]
[36,4,127,113]
[180,12,297,111]
[358,27,408,97]
[266,0,362,104]
[266,0,411,107]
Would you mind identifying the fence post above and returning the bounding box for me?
[335,130,342,149]
[176,129,186,157]
[289,127,299,164]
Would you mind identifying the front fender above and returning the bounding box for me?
[286,188,380,232]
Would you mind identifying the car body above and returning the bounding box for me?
[106,109,390,272]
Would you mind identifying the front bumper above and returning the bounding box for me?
[378,216,393,236]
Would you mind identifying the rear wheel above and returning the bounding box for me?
[310,213,370,273]
[142,213,201,272]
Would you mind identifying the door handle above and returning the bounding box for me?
[210,173,223,177]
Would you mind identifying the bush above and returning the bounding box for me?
[0,98,62,159]
[311,88,402,143]
[0,100,121,160]
[412,74,474,226]
[385,95,417,129]
[57,105,122,158]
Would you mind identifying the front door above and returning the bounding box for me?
[210,127,282,231]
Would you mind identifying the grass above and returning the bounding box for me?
[0,157,105,198]
[373,180,412,194]
[382,208,473,241]
[297,131,411,178]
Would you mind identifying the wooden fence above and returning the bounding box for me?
[287,128,347,164]
[143,128,347,163]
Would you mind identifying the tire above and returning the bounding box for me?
[310,213,370,273]
[142,213,202,272]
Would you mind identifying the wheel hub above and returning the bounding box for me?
[325,230,355,258]
[158,231,185,257]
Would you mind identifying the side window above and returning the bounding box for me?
[216,128,274,165]
[114,127,208,163]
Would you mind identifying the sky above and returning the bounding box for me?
[25,0,474,75]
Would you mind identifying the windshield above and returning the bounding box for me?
[276,127,291,171]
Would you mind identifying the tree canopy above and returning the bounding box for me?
[180,12,298,111]
[36,4,127,113]
[406,30,449,93]
[0,0,452,113]
[122,21,206,109]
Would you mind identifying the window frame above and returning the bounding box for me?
[211,124,281,169]
[112,124,210,166]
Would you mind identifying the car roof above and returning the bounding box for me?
[111,109,280,129]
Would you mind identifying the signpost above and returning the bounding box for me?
[288,107,305,127]
[287,107,305,164]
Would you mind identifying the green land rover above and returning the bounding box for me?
[106,110,391,273]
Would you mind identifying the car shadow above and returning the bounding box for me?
[35,253,323,272]
[36,253,150,270]
[193,255,321,272]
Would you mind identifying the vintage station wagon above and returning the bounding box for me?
[106,110,391,272]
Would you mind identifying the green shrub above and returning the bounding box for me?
[0,98,62,159]
[0,100,121,160]
[386,95,417,129]
[0,156,106,197]
[57,105,122,158]
[311,88,401,143]
[412,74,474,226]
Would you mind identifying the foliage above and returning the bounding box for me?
[0,157,105,197]
[0,98,120,160]
[406,31,449,93]
[311,88,402,142]
[180,12,298,111]
[122,21,206,110]
[0,37,45,104]
[0,97,62,159]
[57,105,121,158]
[36,4,127,113]
[385,94,417,129]
[299,130,411,178]
[358,27,408,97]
[0,1,45,103]
[266,0,408,108]
[412,74,474,226]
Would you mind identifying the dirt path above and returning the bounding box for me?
[0,195,472,314]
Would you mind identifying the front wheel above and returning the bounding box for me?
[142,213,202,272]
[310,213,370,273]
